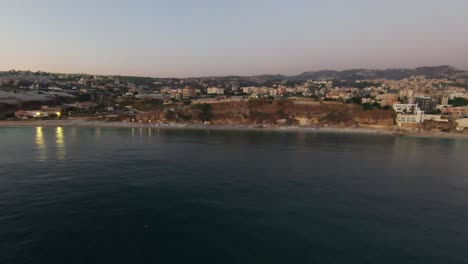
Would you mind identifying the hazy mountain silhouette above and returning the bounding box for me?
[249,65,467,82]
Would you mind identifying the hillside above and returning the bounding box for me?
[250,65,468,82]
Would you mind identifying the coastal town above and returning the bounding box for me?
[1,66,467,134]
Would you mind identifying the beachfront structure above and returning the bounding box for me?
[393,103,425,126]
[15,110,49,119]
[396,113,424,125]
[423,115,448,122]
[40,106,62,117]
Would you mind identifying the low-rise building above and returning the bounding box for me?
[380,93,399,107]
[442,106,468,116]
[393,104,419,114]
[423,115,448,122]
[396,113,424,125]
[135,94,168,100]
[207,87,224,95]
[326,93,341,100]
[66,102,98,109]
[170,90,182,100]
[436,95,449,105]
[393,103,424,125]
[242,87,253,94]
[269,88,278,97]
[40,106,62,117]
[15,110,49,119]
[182,86,196,98]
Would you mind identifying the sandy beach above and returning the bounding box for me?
[1,120,467,139]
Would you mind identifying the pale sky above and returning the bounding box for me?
[1,0,467,77]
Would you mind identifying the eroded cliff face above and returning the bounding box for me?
[135,100,397,128]
[352,110,396,128]
[210,100,396,128]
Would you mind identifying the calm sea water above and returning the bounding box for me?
[0,127,467,264]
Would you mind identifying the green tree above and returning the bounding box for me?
[448,97,468,107]
[382,105,392,110]
[193,103,213,121]
[348,97,362,105]
[164,110,177,121]
[362,103,373,110]
[76,93,92,102]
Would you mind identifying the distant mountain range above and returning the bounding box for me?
[247,65,468,83]
[2,65,467,84]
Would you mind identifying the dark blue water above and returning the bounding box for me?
[1,127,467,263]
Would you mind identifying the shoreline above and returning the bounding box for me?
[0,120,467,139]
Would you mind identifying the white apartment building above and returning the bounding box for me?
[207,87,224,95]
[242,87,253,94]
[393,103,425,126]
[269,88,278,97]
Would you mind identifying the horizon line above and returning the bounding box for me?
[0,64,464,79]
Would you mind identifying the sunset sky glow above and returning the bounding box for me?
[1,0,468,77]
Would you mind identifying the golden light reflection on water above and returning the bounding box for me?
[35,127,47,161]
[56,127,66,160]
[131,127,160,137]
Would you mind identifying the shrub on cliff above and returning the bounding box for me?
[249,111,275,124]
[320,110,353,124]
[192,103,213,121]
[247,98,270,110]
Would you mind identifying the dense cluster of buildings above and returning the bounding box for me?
[1,69,467,131]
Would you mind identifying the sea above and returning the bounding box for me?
[0,126,467,264]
